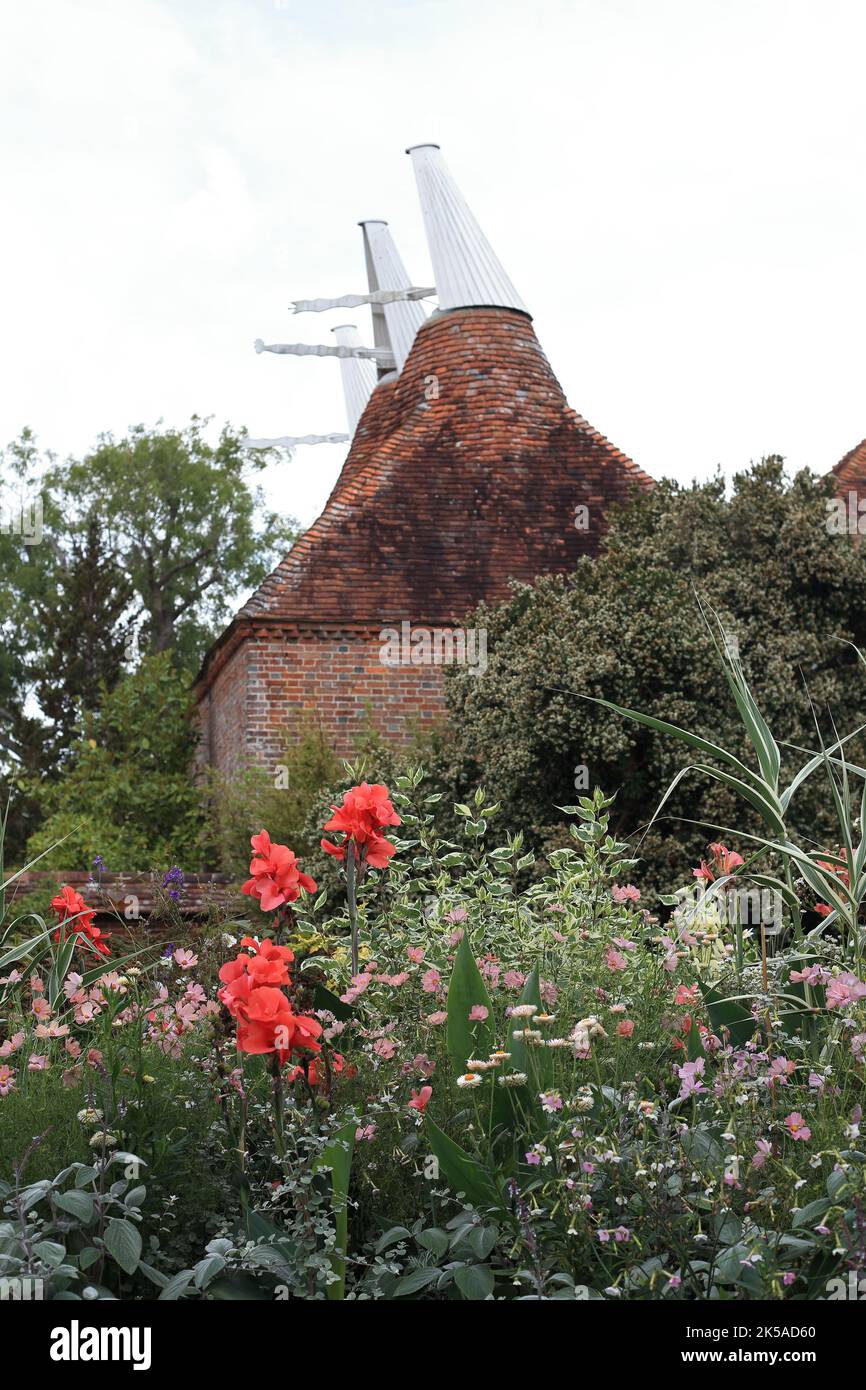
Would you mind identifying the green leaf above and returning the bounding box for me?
[698,979,756,1048]
[54,1189,96,1223]
[32,1239,66,1266]
[313,1120,355,1301]
[312,982,354,1024]
[425,1118,500,1211]
[416,1228,450,1258]
[393,1266,442,1297]
[454,1263,495,1300]
[793,1198,831,1228]
[158,1269,195,1301]
[446,935,493,1074]
[104,1216,142,1275]
[193,1254,227,1289]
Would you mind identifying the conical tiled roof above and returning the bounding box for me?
[832,439,866,492]
[198,305,652,683]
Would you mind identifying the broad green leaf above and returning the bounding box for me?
[313,1120,355,1301]
[454,1263,495,1300]
[54,1189,95,1223]
[393,1266,441,1297]
[104,1216,142,1275]
[425,1118,501,1211]
[446,935,493,1074]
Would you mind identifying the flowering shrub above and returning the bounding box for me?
[4,737,866,1301]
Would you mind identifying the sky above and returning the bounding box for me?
[1,0,864,530]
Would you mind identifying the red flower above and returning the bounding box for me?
[235,988,323,1063]
[218,938,296,1015]
[408,1085,432,1113]
[321,783,401,868]
[242,831,317,912]
[50,885,111,957]
[287,1050,355,1087]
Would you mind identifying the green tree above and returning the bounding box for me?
[31,512,133,765]
[441,458,866,888]
[46,418,298,667]
[25,653,204,871]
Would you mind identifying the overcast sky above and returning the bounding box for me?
[2,0,864,529]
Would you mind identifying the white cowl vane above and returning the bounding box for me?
[358,219,427,371]
[331,323,378,432]
[406,143,528,316]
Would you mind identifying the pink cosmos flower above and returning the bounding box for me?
[173,949,198,970]
[421,969,442,994]
[675,984,700,1006]
[784,1111,811,1141]
[445,908,468,924]
[606,948,627,972]
[789,964,829,985]
[355,1124,377,1141]
[373,1038,398,1060]
[751,1138,772,1169]
[340,972,372,1005]
[768,1057,795,1085]
[407,946,425,963]
[31,997,52,1020]
[0,1031,25,1059]
[826,972,866,1011]
[426,1011,448,1026]
[0,1064,16,1095]
[28,1055,49,1071]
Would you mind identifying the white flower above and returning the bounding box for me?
[510,1004,536,1019]
[498,1072,528,1087]
[89,1132,118,1149]
[456,1072,483,1089]
[76,1107,103,1125]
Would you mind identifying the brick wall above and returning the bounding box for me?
[200,625,449,776]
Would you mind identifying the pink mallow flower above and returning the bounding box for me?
[826,972,866,1011]
[469,1004,488,1022]
[616,1020,635,1038]
[606,948,628,972]
[676,1057,707,1099]
[421,969,442,994]
[612,884,641,903]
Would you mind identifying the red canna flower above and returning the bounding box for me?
[242,831,317,912]
[321,782,401,868]
[235,987,323,1063]
[50,885,111,957]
